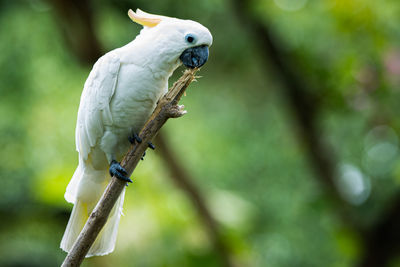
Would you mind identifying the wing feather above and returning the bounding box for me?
[76,52,121,161]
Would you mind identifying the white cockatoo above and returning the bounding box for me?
[60,9,212,256]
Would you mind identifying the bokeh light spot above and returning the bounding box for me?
[336,164,371,205]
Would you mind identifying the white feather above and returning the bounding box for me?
[62,13,213,257]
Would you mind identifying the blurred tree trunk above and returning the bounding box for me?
[232,1,400,266]
[231,0,348,212]
[48,1,235,266]
[155,134,234,267]
[50,0,102,64]
[357,193,400,267]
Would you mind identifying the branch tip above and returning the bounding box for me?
[167,104,187,118]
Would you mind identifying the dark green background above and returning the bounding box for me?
[1,0,400,266]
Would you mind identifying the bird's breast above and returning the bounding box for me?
[109,64,167,132]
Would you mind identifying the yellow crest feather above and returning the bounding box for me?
[128,9,161,27]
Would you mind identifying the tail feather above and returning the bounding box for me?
[60,199,89,252]
[88,188,125,256]
[61,164,126,257]
[64,161,83,204]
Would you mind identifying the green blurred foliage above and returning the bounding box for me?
[1,0,400,266]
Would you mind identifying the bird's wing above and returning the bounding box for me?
[76,52,121,161]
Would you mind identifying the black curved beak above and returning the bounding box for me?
[180,45,209,69]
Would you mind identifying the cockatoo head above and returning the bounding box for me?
[128,9,213,69]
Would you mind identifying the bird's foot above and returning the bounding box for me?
[109,160,132,183]
[140,143,155,160]
[140,143,155,161]
[148,142,155,150]
[129,133,142,144]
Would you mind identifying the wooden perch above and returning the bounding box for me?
[61,68,198,267]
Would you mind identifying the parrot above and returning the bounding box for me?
[60,9,212,257]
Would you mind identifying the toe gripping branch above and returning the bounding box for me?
[128,133,155,149]
[109,160,133,183]
[130,133,156,160]
[141,142,155,160]
[129,133,142,144]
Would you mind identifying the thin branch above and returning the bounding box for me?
[49,2,236,265]
[61,69,198,267]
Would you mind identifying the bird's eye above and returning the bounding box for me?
[185,34,196,44]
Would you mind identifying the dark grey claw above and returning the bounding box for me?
[109,160,132,183]
[141,143,154,160]
[129,133,142,144]
[148,142,155,150]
